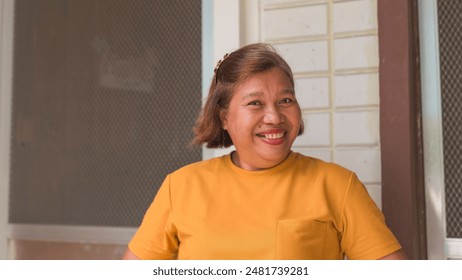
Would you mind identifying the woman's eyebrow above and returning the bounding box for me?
[241,91,262,100]
[241,88,295,100]
[283,88,295,95]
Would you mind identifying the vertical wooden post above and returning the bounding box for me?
[378,0,427,259]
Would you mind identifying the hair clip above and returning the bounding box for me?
[214,53,229,74]
[214,53,230,84]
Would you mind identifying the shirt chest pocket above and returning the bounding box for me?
[276,219,341,260]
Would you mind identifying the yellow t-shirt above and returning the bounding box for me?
[128,152,401,260]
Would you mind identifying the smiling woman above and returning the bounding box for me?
[123,43,407,260]
[220,68,301,171]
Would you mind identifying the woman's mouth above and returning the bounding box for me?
[256,129,288,145]
[257,132,286,139]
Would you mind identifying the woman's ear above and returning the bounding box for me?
[220,109,228,130]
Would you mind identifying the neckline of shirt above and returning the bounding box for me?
[223,151,298,178]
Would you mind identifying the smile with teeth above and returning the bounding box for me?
[257,132,286,139]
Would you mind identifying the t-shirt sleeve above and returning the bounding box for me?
[340,173,402,260]
[128,175,179,259]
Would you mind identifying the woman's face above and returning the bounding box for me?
[221,68,301,171]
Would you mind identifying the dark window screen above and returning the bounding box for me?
[438,0,462,238]
[9,0,202,227]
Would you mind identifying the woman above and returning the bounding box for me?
[123,43,407,260]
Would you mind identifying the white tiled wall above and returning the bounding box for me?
[259,0,382,207]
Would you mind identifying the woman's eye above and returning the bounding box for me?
[247,100,262,106]
[280,98,293,104]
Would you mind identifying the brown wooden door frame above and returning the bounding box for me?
[378,0,427,260]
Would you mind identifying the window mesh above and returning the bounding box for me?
[438,0,462,238]
[9,0,202,227]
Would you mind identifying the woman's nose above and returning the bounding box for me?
[263,105,284,124]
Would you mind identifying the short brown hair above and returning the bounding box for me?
[191,43,304,148]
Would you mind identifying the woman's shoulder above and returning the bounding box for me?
[292,152,353,177]
[169,154,228,177]
[291,152,362,197]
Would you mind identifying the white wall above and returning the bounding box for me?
[212,0,382,207]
